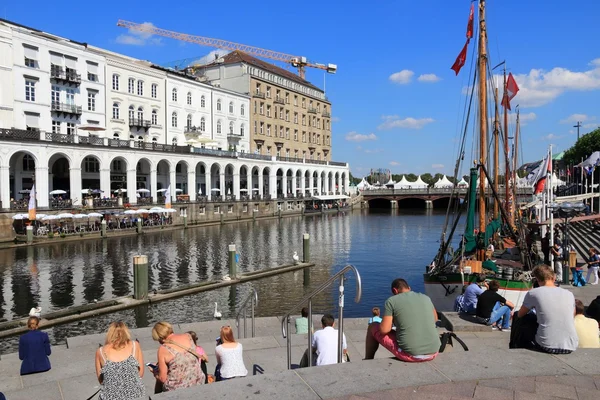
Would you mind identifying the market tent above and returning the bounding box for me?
[384,178,395,187]
[457,178,469,187]
[356,178,370,191]
[412,175,429,189]
[393,176,411,189]
[434,175,454,188]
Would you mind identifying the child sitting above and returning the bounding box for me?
[188,331,210,383]
[368,307,382,324]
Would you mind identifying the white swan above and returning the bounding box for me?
[29,307,42,318]
[222,274,231,281]
[292,251,300,264]
[213,302,222,319]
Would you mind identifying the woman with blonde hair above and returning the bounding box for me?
[150,321,204,393]
[19,316,51,375]
[215,325,247,381]
[95,321,145,399]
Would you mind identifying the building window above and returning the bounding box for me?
[267,124,271,136]
[87,91,96,111]
[112,74,119,90]
[279,108,283,119]
[302,131,306,142]
[254,121,257,134]
[294,129,298,141]
[294,112,298,124]
[266,146,271,155]
[137,107,144,121]
[260,103,264,115]
[87,72,98,82]
[229,121,234,134]
[25,79,36,101]
[172,88,178,102]
[151,84,157,98]
[128,78,135,94]
[84,157,99,173]
[240,104,245,116]
[25,57,36,68]
[217,99,222,111]
[187,114,192,129]
[137,81,144,96]
[260,122,264,134]
[113,103,120,119]
[200,117,206,132]
[302,98,305,108]
[217,120,222,134]
[171,112,178,128]
[253,101,257,114]
[51,85,60,105]
[266,86,271,98]
[52,120,61,134]
[294,95,298,106]
[266,105,271,117]
[66,88,75,105]
[285,128,290,140]
[66,122,75,135]
[276,148,281,157]
[151,110,158,125]
[285,110,289,121]
[128,105,135,121]
[229,102,234,114]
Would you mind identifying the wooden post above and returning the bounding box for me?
[477,0,488,261]
[26,225,33,244]
[303,233,310,286]
[220,211,224,225]
[136,218,142,234]
[101,219,107,238]
[493,87,500,219]
[228,244,237,279]
[133,255,148,300]
[252,209,258,221]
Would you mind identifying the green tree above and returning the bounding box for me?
[421,173,434,185]
[348,172,361,185]
[406,173,417,182]
[563,128,600,164]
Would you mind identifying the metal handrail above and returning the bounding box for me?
[235,288,258,339]
[280,264,361,369]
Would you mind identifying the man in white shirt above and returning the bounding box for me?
[299,314,347,367]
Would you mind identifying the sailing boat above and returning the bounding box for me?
[423,0,533,312]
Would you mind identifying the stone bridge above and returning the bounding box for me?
[362,187,534,209]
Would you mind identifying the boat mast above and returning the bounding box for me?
[493,87,500,219]
[503,68,511,218]
[513,108,520,222]
[477,0,488,261]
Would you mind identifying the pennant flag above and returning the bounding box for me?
[501,73,520,110]
[466,3,474,40]
[451,42,468,76]
[28,184,36,220]
[165,184,172,209]
[525,153,551,195]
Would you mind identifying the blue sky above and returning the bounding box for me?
[6,0,600,178]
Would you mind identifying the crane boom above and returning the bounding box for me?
[116,20,336,79]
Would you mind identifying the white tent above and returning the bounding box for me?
[393,176,411,189]
[434,175,454,188]
[385,178,395,186]
[551,172,565,188]
[457,178,469,187]
[356,178,370,191]
[577,151,600,170]
[412,175,429,189]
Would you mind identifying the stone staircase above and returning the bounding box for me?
[1,317,599,400]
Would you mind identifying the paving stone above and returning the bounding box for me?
[4,381,63,400]
[514,391,565,400]
[473,385,514,400]
[534,381,578,399]
[20,358,92,387]
[0,376,23,392]
[66,332,105,349]
[477,376,536,393]
[552,350,600,375]
[58,372,102,400]
[536,375,598,390]
[418,382,476,398]
[575,387,600,400]
[245,346,305,373]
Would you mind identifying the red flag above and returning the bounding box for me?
[466,4,474,40]
[567,167,572,176]
[534,155,551,195]
[501,73,520,110]
[451,43,468,75]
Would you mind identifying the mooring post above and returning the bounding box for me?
[303,233,310,286]
[252,209,257,221]
[101,219,107,238]
[136,218,142,234]
[228,244,237,279]
[26,225,33,244]
[278,208,282,219]
[133,255,149,300]
[220,211,224,225]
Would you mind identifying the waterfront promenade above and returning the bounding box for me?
[1,314,600,399]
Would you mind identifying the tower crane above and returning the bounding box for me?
[116,20,337,80]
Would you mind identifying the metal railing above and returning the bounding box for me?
[281,264,362,369]
[235,289,258,339]
[51,103,82,115]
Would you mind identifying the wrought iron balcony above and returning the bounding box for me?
[50,68,81,84]
[253,91,266,99]
[184,125,199,133]
[322,111,331,118]
[274,97,285,105]
[51,102,82,116]
[129,118,151,130]
[307,107,318,114]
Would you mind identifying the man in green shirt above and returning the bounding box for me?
[365,278,440,362]
[295,307,309,334]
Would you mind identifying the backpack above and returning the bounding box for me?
[454,294,467,313]
[439,332,469,352]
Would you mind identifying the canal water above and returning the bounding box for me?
[0,208,460,353]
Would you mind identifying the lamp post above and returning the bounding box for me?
[552,202,586,284]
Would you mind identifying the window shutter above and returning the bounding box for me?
[86,62,99,74]
[23,45,38,59]
[25,113,40,127]
[50,52,63,65]
[65,56,77,69]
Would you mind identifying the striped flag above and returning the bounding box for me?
[28,184,36,220]
[165,184,171,209]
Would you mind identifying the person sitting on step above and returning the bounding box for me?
[295,307,309,334]
[368,307,382,325]
[475,280,514,331]
[19,316,51,376]
[461,274,488,315]
[574,299,600,348]
[299,314,347,367]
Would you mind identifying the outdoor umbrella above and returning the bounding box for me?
[11,213,28,220]
[136,189,150,193]
[49,189,67,195]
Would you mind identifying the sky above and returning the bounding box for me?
[5,0,600,178]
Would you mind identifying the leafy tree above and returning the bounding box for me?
[348,172,361,185]
[563,128,600,165]
[421,173,434,185]
[406,173,417,182]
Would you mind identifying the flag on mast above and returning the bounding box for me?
[526,153,551,195]
[165,184,172,209]
[501,73,520,110]
[466,3,474,40]
[28,184,36,220]
[450,4,474,76]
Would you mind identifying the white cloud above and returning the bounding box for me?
[389,70,414,84]
[509,112,537,126]
[364,148,383,154]
[560,114,595,124]
[584,123,599,129]
[432,164,445,169]
[417,74,441,83]
[389,161,400,166]
[190,49,230,65]
[345,131,377,142]
[378,115,435,130]
[331,116,340,123]
[543,133,563,141]
[116,22,162,46]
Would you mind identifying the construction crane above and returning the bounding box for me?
[116,20,337,80]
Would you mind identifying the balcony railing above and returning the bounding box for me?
[184,126,200,133]
[51,103,82,115]
[274,97,285,105]
[322,111,331,118]
[305,159,327,165]
[0,128,40,141]
[276,156,303,163]
[109,138,130,147]
[307,107,318,114]
[45,132,74,143]
[51,199,72,209]
[79,135,104,146]
[50,68,81,84]
[329,161,347,167]
[192,147,236,158]
[239,153,272,161]
[129,118,151,129]
[253,91,266,99]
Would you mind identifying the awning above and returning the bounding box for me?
[312,195,350,201]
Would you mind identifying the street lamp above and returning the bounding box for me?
[550,201,586,282]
